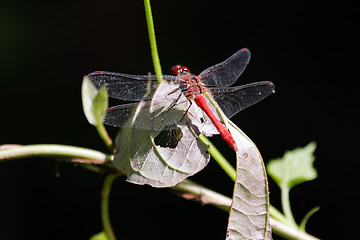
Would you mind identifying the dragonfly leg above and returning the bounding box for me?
[180,100,192,123]
[163,92,183,113]
[167,86,181,96]
[164,92,191,124]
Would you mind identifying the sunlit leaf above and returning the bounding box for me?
[267,142,317,189]
[113,81,210,187]
[225,118,272,240]
[81,76,108,126]
[201,91,272,239]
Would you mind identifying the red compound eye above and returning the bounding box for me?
[171,65,190,76]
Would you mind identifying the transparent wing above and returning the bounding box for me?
[104,90,220,135]
[104,102,141,127]
[198,48,251,87]
[103,82,190,131]
[87,71,177,101]
[209,81,275,118]
[104,102,187,131]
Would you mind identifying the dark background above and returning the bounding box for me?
[0,0,358,239]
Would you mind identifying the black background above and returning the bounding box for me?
[0,0,359,239]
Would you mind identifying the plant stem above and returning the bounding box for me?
[269,205,291,227]
[198,134,236,181]
[0,144,112,162]
[299,206,320,231]
[281,184,298,228]
[144,0,163,79]
[172,180,232,207]
[96,123,114,152]
[101,174,119,240]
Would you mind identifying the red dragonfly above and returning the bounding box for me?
[88,48,275,151]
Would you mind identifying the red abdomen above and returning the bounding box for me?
[194,95,238,151]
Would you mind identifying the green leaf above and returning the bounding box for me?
[267,142,317,189]
[81,76,108,126]
[89,231,108,240]
[93,85,108,123]
[266,142,318,227]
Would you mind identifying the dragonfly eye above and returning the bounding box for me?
[171,65,190,76]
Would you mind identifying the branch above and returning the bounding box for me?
[0,144,113,163]
[101,174,119,240]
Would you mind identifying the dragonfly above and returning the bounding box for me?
[88,48,275,151]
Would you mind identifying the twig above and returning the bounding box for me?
[101,174,119,240]
[144,0,163,79]
[0,144,112,162]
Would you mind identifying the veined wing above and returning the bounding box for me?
[104,91,220,134]
[88,71,178,101]
[104,101,188,131]
[103,81,192,131]
[198,48,251,87]
[104,102,140,127]
[208,81,275,118]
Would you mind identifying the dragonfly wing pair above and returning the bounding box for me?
[87,48,275,131]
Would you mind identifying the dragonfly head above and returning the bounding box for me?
[171,65,190,76]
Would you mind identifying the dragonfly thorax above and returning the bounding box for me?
[177,73,206,100]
